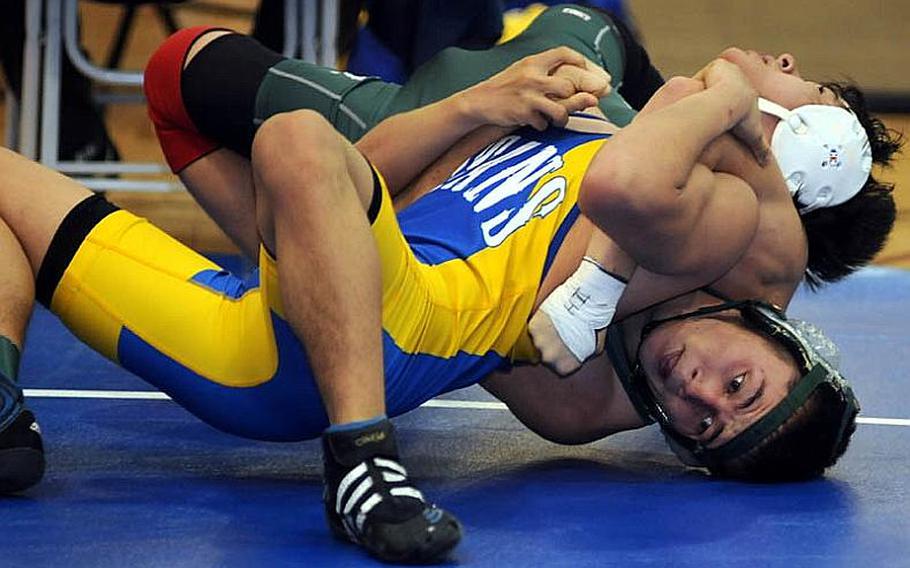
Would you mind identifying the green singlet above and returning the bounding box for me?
[252,4,637,142]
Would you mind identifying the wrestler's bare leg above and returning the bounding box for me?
[179,150,259,259]
[250,110,382,424]
[174,28,383,422]
[0,147,93,493]
[0,148,92,273]
[0,146,91,354]
[248,109,461,564]
[0,221,34,349]
[0,213,43,494]
[178,30,260,259]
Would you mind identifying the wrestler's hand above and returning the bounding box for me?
[528,257,625,377]
[528,309,590,376]
[551,56,612,100]
[460,47,610,131]
[694,59,771,167]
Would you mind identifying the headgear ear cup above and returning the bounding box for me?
[758,98,872,213]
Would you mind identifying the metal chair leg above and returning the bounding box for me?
[105,3,137,69]
[156,4,180,35]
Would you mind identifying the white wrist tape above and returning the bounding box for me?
[538,257,627,363]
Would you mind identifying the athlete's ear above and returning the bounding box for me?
[776,53,798,74]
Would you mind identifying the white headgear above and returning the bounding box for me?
[758,98,873,213]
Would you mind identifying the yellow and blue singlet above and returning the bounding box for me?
[38,126,609,441]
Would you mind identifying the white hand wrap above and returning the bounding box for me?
[538,257,627,363]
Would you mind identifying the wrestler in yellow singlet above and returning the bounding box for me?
[41,125,609,441]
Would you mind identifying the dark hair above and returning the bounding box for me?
[800,82,903,289]
[708,385,858,482]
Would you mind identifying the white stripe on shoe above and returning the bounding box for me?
[355,492,385,532]
[374,457,407,475]
[343,476,374,516]
[382,471,406,483]
[333,456,428,539]
[336,462,368,513]
[390,487,424,501]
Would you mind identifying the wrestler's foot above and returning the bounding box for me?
[0,409,45,494]
[322,419,462,563]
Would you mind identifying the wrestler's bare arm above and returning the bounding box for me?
[356,48,608,194]
[579,75,762,281]
[482,354,648,444]
[567,72,806,317]
[609,70,805,306]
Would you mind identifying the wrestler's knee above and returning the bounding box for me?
[251,110,343,185]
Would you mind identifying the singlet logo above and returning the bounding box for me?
[438,135,567,247]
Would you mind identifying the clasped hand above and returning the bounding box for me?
[460,47,612,131]
[694,58,771,167]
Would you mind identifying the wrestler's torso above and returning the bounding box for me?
[393,125,611,371]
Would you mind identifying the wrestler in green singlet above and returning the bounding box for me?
[250,4,661,141]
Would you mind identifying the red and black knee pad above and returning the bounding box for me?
[144,26,226,173]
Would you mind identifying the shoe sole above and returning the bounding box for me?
[375,517,463,564]
[328,508,463,564]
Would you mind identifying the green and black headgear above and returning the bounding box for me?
[620,300,859,469]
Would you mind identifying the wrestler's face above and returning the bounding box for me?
[638,313,798,447]
[719,47,843,110]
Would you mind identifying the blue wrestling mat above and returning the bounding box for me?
[4,265,909,567]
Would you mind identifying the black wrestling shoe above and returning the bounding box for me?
[0,409,45,494]
[322,419,462,564]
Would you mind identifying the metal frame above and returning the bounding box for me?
[319,0,337,67]
[18,0,44,160]
[13,0,339,192]
[282,0,300,58]
[3,94,18,150]
[63,0,144,87]
[302,0,317,63]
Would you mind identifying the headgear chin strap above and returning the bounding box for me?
[630,300,859,469]
[758,98,872,214]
